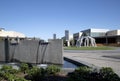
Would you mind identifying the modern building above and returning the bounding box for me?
[53,34,56,39]
[95,30,120,45]
[107,30,120,36]
[62,30,73,46]
[79,28,120,46]
[72,28,109,45]
[81,28,109,37]
[63,30,73,46]
[63,28,120,46]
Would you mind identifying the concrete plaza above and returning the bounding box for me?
[64,47,120,76]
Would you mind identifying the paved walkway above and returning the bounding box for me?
[64,47,120,76]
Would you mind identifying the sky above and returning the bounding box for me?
[0,0,120,40]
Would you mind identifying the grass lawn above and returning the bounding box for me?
[64,46,115,50]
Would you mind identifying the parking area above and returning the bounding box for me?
[64,47,120,76]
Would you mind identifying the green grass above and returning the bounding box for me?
[64,46,114,50]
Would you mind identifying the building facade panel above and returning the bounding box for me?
[81,28,109,37]
[106,30,120,36]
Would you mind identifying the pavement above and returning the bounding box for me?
[63,47,120,76]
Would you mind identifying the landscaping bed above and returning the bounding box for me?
[0,63,120,81]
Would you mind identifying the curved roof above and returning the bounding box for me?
[0,30,25,38]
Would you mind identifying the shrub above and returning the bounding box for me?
[2,72,16,81]
[67,66,120,81]
[1,65,19,74]
[75,66,91,73]
[1,70,30,81]
[46,65,61,75]
[27,65,61,81]
[0,77,4,81]
[1,65,12,72]
[0,71,4,80]
[27,66,45,81]
[68,66,91,81]
[99,67,120,81]
[100,67,114,75]
[0,65,31,81]
[20,63,29,73]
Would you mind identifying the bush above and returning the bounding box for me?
[1,65,12,72]
[27,66,45,81]
[0,71,4,80]
[27,65,61,81]
[1,65,19,74]
[99,67,120,81]
[46,65,61,75]
[67,66,120,81]
[75,66,91,74]
[68,66,91,81]
[1,70,30,81]
[20,63,29,73]
[100,67,114,75]
[0,65,30,81]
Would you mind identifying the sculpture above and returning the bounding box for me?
[76,36,97,47]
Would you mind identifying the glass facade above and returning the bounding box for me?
[81,29,90,36]
[91,32,106,37]
[81,29,107,37]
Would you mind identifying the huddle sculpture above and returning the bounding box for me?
[76,36,97,47]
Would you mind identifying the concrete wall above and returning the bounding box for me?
[0,38,63,64]
[10,40,39,63]
[0,40,5,62]
[47,39,63,64]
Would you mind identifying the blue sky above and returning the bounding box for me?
[0,0,120,40]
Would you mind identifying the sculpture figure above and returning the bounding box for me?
[76,36,97,47]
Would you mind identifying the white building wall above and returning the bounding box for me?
[91,28,109,33]
[107,30,120,36]
[117,30,120,35]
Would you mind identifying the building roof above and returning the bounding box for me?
[81,28,109,33]
[0,29,25,38]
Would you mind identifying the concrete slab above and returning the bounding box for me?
[64,47,120,76]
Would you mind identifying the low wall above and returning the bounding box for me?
[0,38,63,64]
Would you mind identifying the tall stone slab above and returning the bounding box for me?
[0,40,5,62]
[47,39,63,65]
